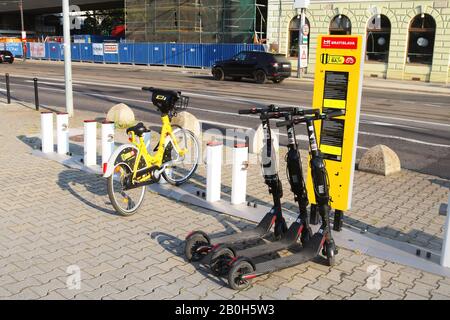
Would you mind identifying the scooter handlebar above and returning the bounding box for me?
[238,107,262,115]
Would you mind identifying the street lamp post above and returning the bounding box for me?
[19,0,26,62]
[62,0,74,117]
[293,0,310,78]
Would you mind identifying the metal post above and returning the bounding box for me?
[62,0,74,117]
[441,193,450,268]
[5,73,11,104]
[33,78,39,111]
[297,8,305,78]
[19,0,26,62]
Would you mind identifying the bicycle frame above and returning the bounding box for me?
[128,115,187,183]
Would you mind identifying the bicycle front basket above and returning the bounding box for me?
[174,95,189,111]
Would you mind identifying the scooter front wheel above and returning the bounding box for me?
[323,241,336,266]
[228,259,254,290]
[185,232,210,262]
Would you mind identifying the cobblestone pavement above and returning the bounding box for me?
[1,101,449,300]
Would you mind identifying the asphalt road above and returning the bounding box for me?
[2,60,450,179]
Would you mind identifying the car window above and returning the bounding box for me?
[233,52,247,61]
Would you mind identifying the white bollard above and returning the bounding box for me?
[40,112,54,153]
[83,120,97,166]
[206,141,222,202]
[441,193,450,268]
[101,121,115,169]
[56,112,69,155]
[231,144,248,205]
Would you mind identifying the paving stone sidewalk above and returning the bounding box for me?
[0,101,449,300]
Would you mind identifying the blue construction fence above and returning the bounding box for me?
[25,42,267,68]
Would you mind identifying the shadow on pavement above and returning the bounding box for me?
[57,168,119,216]
[150,231,229,287]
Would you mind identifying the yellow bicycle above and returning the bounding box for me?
[103,87,200,216]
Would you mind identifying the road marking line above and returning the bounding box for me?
[12,82,450,148]
[17,76,450,127]
[359,131,450,148]
[362,113,450,128]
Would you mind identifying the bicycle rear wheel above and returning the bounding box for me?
[162,128,199,186]
[107,162,146,216]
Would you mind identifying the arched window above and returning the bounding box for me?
[288,16,310,57]
[407,14,436,64]
[366,15,391,62]
[329,15,351,35]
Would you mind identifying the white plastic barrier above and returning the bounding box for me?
[101,121,114,168]
[231,144,248,205]
[56,112,69,155]
[206,141,222,202]
[441,193,450,268]
[40,112,54,153]
[83,120,97,166]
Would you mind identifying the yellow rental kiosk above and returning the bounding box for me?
[306,35,365,230]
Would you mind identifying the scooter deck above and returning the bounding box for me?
[211,210,275,246]
[236,221,303,259]
[252,232,323,275]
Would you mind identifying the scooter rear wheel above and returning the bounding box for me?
[185,233,210,262]
[228,259,254,290]
[210,247,235,276]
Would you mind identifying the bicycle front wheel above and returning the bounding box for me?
[162,128,199,186]
[107,162,146,216]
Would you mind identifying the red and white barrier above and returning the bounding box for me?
[40,112,54,153]
[206,141,222,202]
[56,112,69,155]
[83,120,97,166]
[101,121,114,168]
[231,144,248,205]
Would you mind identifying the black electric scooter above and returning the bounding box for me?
[184,105,291,263]
[206,107,318,276]
[226,108,345,290]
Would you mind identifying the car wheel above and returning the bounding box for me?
[212,67,225,81]
[273,78,285,84]
[254,70,267,84]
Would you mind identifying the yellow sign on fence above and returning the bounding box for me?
[306,35,365,211]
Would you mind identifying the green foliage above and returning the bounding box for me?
[80,8,124,36]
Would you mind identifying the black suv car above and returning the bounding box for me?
[212,51,291,84]
[0,50,14,63]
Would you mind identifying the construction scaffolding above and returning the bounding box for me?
[125,0,265,43]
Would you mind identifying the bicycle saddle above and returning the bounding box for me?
[126,122,149,137]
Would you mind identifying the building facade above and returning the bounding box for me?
[267,0,450,83]
[125,0,266,43]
